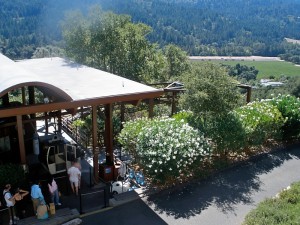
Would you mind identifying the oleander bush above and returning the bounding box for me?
[269,94,300,139]
[234,101,285,146]
[118,117,211,184]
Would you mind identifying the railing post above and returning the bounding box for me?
[104,182,110,208]
[89,166,93,188]
[79,191,83,214]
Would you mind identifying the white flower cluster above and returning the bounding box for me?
[234,100,285,143]
[133,117,211,181]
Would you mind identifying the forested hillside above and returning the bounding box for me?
[1,0,300,59]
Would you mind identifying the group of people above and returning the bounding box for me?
[2,176,61,224]
[2,160,81,224]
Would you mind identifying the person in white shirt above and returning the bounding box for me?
[67,164,81,196]
[3,184,19,225]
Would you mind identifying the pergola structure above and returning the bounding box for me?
[0,53,163,182]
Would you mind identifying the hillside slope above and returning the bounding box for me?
[1,0,300,59]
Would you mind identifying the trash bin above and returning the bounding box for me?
[99,164,114,182]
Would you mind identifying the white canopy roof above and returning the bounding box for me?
[0,53,163,118]
[0,53,160,102]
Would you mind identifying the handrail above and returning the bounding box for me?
[61,117,90,149]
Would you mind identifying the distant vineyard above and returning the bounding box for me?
[192,59,300,79]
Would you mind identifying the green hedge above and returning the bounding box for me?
[243,182,300,225]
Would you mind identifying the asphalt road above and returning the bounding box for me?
[81,143,300,225]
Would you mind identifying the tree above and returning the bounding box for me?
[31,45,65,58]
[61,10,90,65]
[225,63,258,82]
[61,7,163,83]
[179,63,243,117]
[162,44,190,81]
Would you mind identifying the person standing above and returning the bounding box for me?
[67,164,81,196]
[14,187,29,219]
[3,184,19,225]
[48,176,61,206]
[30,180,45,215]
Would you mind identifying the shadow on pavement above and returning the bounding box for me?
[145,143,300,220]
[81,198,168,225]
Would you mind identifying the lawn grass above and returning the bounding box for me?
[243,181,300,225]
[193,60,300,79]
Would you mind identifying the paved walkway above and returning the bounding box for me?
[81,143,300,225]
[17,208,79,225]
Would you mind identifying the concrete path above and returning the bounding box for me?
[82,143,300,225]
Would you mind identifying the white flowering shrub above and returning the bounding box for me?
[118,117,211,184]
[234,101,285,146]
[269,94,300,139]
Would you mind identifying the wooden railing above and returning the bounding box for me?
[61,116,90,149]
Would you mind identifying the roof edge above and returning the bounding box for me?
[0,81,73,102]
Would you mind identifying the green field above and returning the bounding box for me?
[219,61,300,79]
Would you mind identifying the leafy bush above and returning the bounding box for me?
[269,94,300,139]
[118,117,150,160]
[179,63,243,117]
[203,113,247,155]
[172,110,198,127]
[243,182,300,225]
[118,117,211,184]
[234,101,285,146]
[0,164,26,188]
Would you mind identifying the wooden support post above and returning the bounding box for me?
[2,93,9,106]
[44,112,49,134]
[22,87,26,105]
[17,115,26,164]
[105,104,113,165]
[148,98,154,118]
[246,86,252,103]
[28,86,36,130]
[57,110,62,134]
[92,106,99,183]
[171,92,177,116]
[120,103,125,122]
[120,103,125,129]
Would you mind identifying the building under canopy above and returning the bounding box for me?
[0,53,163,181]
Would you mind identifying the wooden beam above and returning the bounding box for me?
[0,90,164,118]
[16,115,26,164]
[237,84,252,103]
[105,104,114,165]
[92,106,99,183]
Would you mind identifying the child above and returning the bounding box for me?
[48,176,61,206]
